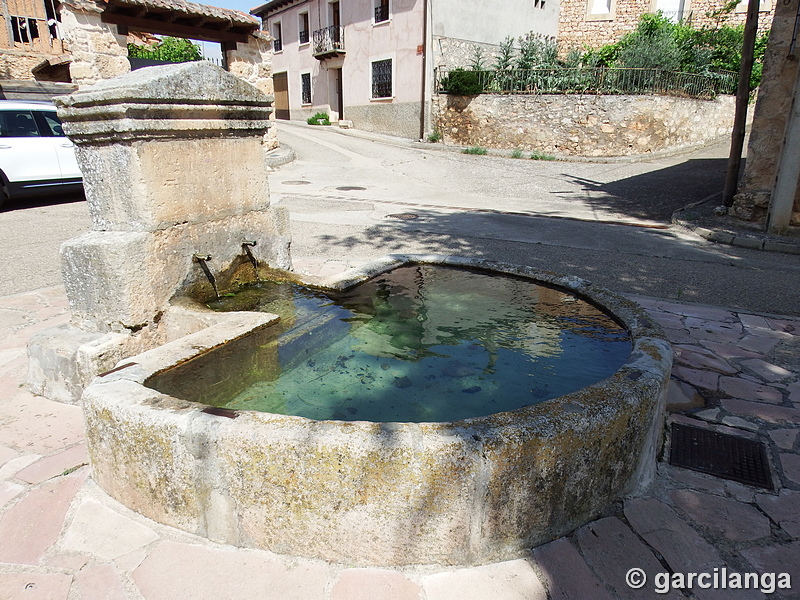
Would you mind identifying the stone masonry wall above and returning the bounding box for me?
[60,1,130,87]
[433,92,735,157]
[225,32,278,150]
[558,0,773,51]
[0,51,46,79]
[732,0,800,226]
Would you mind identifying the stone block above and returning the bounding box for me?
[422,560,546,600]
[60,210,291,332]
[331,569,422,600]
[669,489,771,541]
[530,538,614,600]
[74,137,272,232]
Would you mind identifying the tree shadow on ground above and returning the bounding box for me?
[560,158,731,223]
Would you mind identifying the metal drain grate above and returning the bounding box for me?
[281,180,311,185]
[387,213,419,220]
[669,423,773,490]
[336,185,367,191]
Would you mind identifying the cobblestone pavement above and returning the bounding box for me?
[0,260,798,600]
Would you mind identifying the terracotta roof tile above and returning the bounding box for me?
[107,0,259,27]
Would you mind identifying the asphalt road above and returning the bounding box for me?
[1,122,798,317]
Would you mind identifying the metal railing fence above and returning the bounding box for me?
[435,67,738,99]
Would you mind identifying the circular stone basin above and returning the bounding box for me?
[82,255,672,567]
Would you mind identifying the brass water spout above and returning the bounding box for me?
[242,240,258,271]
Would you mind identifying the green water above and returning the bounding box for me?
[149,266,631,422]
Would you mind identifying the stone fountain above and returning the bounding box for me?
[28,61,291,403]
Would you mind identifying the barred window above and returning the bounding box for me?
[301,73,311,104]
[371,59,392,99]
[374,0,389,23]
[299,12,309,44]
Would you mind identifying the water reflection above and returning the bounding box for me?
[148,266,631,422]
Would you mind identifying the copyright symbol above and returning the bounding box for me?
[626,568,646,589]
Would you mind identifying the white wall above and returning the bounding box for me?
[432,0,560,43]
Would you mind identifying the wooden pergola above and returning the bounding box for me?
[98,0,260,45]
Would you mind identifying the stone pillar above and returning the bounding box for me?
[60,0,130,87]
[225,32,278,150]
[731,0,800,227]
[27,61,291,403]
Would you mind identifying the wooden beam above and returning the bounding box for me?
[101,12,251,43]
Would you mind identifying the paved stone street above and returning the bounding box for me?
[0,124,799,599]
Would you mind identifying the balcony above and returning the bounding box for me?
[312,25,345,59]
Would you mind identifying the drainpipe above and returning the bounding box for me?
[419,0,429,140]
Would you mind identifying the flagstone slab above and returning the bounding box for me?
[739,336,781,355]
[16,444,88,485]
[624,498,723,573]
[61,498,159,561]
[0,572,72,600]
[698,341,765,360]
[44,553,90,571]
[659,304,737,322]
[0,480,25,508]
[788,382,800,403]
[756,489,800,539]
[769,429,799,450]
[530,538,614,600]
[133,540,331,600]
[75,564,128,600]
[422,559,546,600]
[666,379,705,411]
[0,469,87,564]
[666,465,728,495]
[674,345,738,374]
[331,569,422,600]
[575,517,683,600]
[718,378,784,404]
[739,359,794,383]
[779,453,800,486]
[673,366,720,391]
[739,314,772,330]
[740,541,800,584]
[0,454,39,482]
[720,399,800,424]
[765,318,798,333]
[0,391,85,454]
[664,328,698,345]
[669,490,770,541]
[684,318,743,343]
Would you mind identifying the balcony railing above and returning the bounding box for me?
[273,38,283,52]
[299,29,309,44]
[312,25,345,59]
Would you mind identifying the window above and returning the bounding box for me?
[301,73,312,104]
[299,12,310,45]
[0,111,39,137]
[586,0,614,19]
[374,0,389,23]
[371,59,392,99]
[273,22,282,52]
[11,17,40,44]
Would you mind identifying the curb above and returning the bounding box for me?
[264,143,296,168]
[672,194,800,255]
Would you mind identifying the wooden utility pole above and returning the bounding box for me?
[722,0,761,206]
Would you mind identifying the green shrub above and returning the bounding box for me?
[307,112,330,125]
[440,68,484,95]
[427,129,442,143]
[462,146,488,155]
[530,151,555,161]
[127,37,202,62]
[510,149,523,159]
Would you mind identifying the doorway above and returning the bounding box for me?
[329,68,343,122]
[273,72,289,120]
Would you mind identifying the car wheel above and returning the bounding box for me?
[0,171,9,209]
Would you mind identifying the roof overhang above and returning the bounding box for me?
[98,0,260,44]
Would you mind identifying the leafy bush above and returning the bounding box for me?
[127,37,202,62]
[427,129,442,143]
[530,151,556,161]
[462,146,488,155]
[307,112,330,125]
[440,68,484,95]
[510,149,523,158]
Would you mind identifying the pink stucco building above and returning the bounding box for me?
[251,0,560,138]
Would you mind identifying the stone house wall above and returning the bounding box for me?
[432,92,736,157]
[558,0,774,52]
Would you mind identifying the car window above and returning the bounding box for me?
[40,111,65,137]
[0,110,40,138]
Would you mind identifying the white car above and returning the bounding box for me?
[0,100,82,207]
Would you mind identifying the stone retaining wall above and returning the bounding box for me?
[432,92,735,157]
